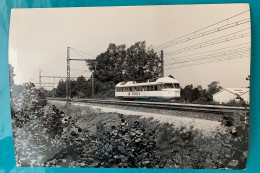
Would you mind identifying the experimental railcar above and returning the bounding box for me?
[115,77,181,101]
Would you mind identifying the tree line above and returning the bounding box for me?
[47,41,225,101]
[46,41,162,98]
[180,81,222,103]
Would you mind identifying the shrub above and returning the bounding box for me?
[11,83,46,128]
[29,104,249,169]
[92,115,213,168]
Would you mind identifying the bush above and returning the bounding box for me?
[11,83,46,128]
[91,115,215,168]
[31,105,249,169]
[220,110,249,169]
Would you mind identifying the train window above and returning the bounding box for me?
[130,87,132,91]
[164,83,174,88]
[134,87,136,91]
[155,85,157,91]
[147,86,150,91]
[151,85,154,91]
[174,83,180,88]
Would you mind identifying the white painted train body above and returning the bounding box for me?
[115,77,181,101]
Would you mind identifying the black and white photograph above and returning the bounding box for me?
[9,4,250,169]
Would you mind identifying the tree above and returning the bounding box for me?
[195,85,209,103]
[75,76,88,98]
[181,84,193,102]
[89,41,161,84]
[88,43,126,84]
[124,41,161,82]
[9,64,15,87]
[55,77,92,98]
[47,88,57,97]
[88,41,162,95]
[70,80,77,98]
[207,81,222,100]
[55,80,66,97]
[191,88,201,102]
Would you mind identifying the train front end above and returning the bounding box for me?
[155,77,181,100]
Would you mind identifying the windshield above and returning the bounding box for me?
[164,83,174,88]
[174,83,180,89]
[163,83,180,89]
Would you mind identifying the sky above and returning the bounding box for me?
[9,4,251,89]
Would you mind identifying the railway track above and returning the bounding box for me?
[48,98,248,115]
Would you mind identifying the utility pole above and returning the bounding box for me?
[161,50,164,77]
[39,69,42,88]
[66,47,96,100]
[66,47,71,101]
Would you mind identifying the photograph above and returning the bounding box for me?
[9,4,250,169]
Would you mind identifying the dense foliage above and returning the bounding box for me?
[52,41,162,98]
[30,105,248,169]
[180,81,222,104]
[10,64,47,127]
[10,82,47,127]
[51,76,92,98]
[88,41,162,84]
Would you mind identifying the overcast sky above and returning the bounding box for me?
[9,4,250,89]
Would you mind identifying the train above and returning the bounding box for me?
[115,77,181,101]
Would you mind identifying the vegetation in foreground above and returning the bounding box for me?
[12,96,249,169]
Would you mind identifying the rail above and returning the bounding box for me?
[47,98,248,115]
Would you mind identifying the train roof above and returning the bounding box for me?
[116,77,179,87]
[156,77,179,83]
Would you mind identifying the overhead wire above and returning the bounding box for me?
[166,49,250,66]
[164,28,250,57]
[164,42,250,62]
[153,10,250,50]
[165,46,250,65]
[70,47,95,58]
[165,51,250,70]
